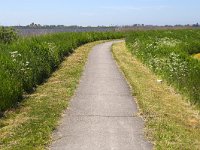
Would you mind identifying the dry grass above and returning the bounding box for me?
[193,53,200,60]
[0,41,105,150]
[112,42,200,150]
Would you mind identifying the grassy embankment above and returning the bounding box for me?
[112,42,200,149]
[0,31,123,112]
[0,41,106,149]
[126,30,200,104]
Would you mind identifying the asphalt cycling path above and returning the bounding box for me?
[50,41,152,150]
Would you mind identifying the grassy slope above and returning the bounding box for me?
[0,41,104,150]
[125,30,200,104]
[0,32,123,111]
[112,42,200,150]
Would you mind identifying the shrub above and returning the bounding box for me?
[0,27,18,44]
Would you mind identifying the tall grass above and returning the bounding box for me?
[126,29,200,104]
[0,32,124,111]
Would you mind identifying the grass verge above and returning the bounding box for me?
[112,42,200,150]
[0,41,104,149]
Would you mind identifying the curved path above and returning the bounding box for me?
[50,41,152,150]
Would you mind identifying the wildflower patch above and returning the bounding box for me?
[126,30,200,104]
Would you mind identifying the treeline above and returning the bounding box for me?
[13,24,116,36]
[7,22,200,36]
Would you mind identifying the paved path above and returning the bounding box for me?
[50,41,152,150]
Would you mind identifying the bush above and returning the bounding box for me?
[0,27,18,44]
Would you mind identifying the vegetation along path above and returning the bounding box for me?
[50,41,152,150]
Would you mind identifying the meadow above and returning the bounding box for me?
[0,28,123,111]
[0,28,200,111]
[1,28,200,113]
[126,29,200,105]
[1,27,200,149]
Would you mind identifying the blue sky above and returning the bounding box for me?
[0,0,199,26]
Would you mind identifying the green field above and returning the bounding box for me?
[1,28,200,149]
[126,29,200,105]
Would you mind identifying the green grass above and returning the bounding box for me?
[112,42,200,150]
[126,29,200,104]
[0,32,124,111]
[0,41,106,149]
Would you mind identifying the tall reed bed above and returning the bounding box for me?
[0,32,123,111]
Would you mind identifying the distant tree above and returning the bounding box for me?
[29,22,35,27]
[57,25,64,28]
[192,23,198,27]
